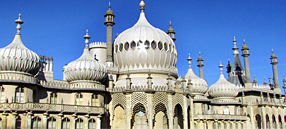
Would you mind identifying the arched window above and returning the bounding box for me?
[31,116,41,129]
[151,41,156,49]
[15,87,24,103]
[62,118,70,129]
[164,43,168,51]
[75,118,83,129]
[124,42,129,50]
[0,86,4,103]
[75,93,83,105]
[158,42,163,50]
[88,119,96,129]
[16,116,21,129]
[144,41,150,49]
[131,41,136,50]
[224,123,227,129]
[50,92,57,104]
[47,117,56,129]
[91,94,98,106]
[119,43,123,52]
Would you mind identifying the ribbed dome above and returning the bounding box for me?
[185,54,208,95]
[114,2,177,77]
[208,62,238,98]
[0,14,40,76]
[64,31,107,83]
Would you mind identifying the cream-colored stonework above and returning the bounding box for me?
[0,1,285,129]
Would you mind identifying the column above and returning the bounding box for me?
[167,93,173,129]
[146,93,153,129]
[183,95,188,129]
[11,112,17,129]
[261,107,267,129]
[57,113,63,129]
[27,112,33,129]
[42,112,48,129]
[189,96,194,129]
[2,113,8,129]
[97,115,101,129]
[126,94,132,129]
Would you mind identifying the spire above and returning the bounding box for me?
[140,0,145,12]
[232,36,239,55]
[15,13,24,34]
[253,75,257,84]
[187,53,192,68]
[109,2,111,9]
[83,30,90,49]
[219,61,223,74]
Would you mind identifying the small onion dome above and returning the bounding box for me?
[0,14,40,76]
[253,75,257,84]
[168,21,175,33]
[271,49,277,58]
[208,62,238,98]
[64,30,107,83]
[105,2,114,16]
[242,39,249,50]
[185,54,208,94]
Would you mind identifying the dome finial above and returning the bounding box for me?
[169,21,172,27]
[187,53,192,68]
[83,29,91,48]
[140,0,145,12]
[15,13,24,34]
[109,2,111,9]
[232,36,239,55]
[243,39,246,44]
[272,49,274,54]
[219,61,223,74]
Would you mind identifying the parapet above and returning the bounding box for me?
[89,42,107,49]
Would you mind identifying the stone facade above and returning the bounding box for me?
[0,1,285,129]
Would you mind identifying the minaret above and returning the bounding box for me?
[104,2,115,65]
[167,21,176,42]
[197,52,204,79]
[270,49,280,93]
[241,39,252,87]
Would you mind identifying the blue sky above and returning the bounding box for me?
[0,0,285,93]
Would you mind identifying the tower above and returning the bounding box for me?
[197,52,204,79]
[270,49,280,93]
[241,39,252,87]
[104,2,115,65]
[167,21,176,42]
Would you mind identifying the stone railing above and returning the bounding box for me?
[0,103,104,114]
[40,80,70,89]
[0,72,38,84]
[195,114,247,121]
[110,85,170,92]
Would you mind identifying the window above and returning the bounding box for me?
[31,116,41,129]
[223,107,229,114]
[124,42,129,50]
[164,43,168,51]
[47,117,56,129]
[91,94,98,106]
[115,45,118,53]
[15,87,24,103]
[144,41,150,49]
[151,41,156,49]
[119,44,123,51]
[16,116,21,129]
[158,42,163,50]
[88,119,96,129]
[50,92,57,104]
[75,93,83,105]
[0,86,4,103]
[75,118,83,129]
[131,41,136,50]
[169,44,172,52]
[62,118,70,129]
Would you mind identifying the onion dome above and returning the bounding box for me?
[242,39,249,50]
[208,62,238,98]
[114,0,177,77]
[0,14,40,76]
[105,2,114,16]
[185,54,208,95]
[271,49,277,58]
[64,30,107,83]
[167,21,175,33]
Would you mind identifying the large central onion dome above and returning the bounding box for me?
[0,14,40,76]
[113,0,178,77]
[208,62,238,99]
[64,30,107,83]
